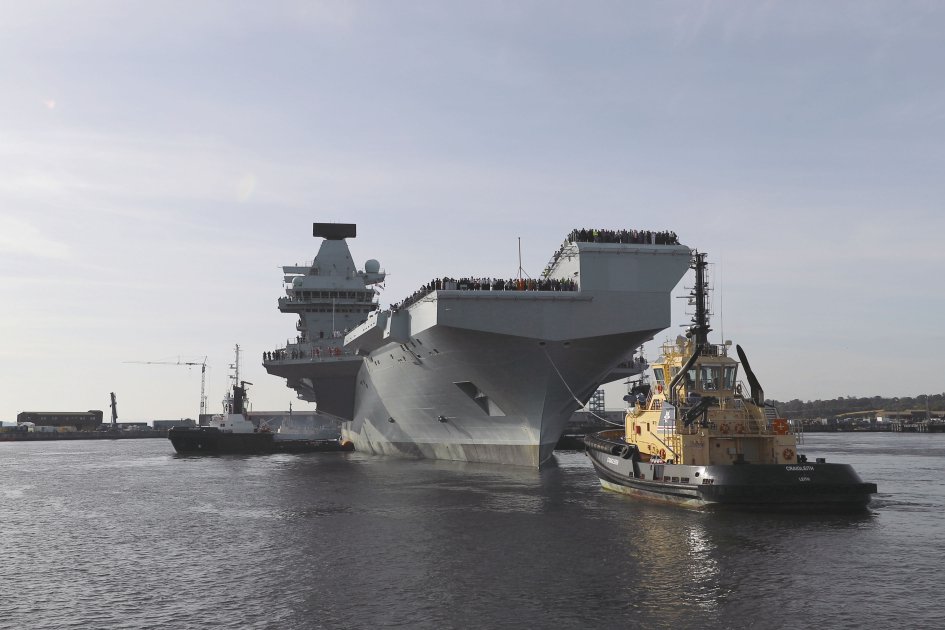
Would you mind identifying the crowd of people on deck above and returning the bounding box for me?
[567,228,680,245]
[391,276,578,311]
[264,345,347,362]
[267,228,682,358]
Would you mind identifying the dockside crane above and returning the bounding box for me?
[123,356,209,416]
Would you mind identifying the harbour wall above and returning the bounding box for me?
[0,430,167,442]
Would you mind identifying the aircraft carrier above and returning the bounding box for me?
[264,223,691,467]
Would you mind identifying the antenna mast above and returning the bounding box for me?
[689,251,712,349]
[230,344,241,386]
[718,253,724,344]
[518,237,522,281]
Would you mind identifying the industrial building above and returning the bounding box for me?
[16,410,103,431]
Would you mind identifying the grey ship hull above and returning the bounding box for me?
[265,225,691,468]
[347,327,656,466]
[340,243,692,467]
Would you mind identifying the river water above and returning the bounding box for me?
[1,433,941,629]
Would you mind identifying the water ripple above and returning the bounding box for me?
[0,436,940,629]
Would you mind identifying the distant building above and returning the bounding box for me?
[587,389,606,416]
[16,410,103,431]
[875,409,934,423]
[115,422,149,430]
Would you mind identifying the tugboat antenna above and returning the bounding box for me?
[718,253,724,345]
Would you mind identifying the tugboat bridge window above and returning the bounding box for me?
[723,365,737,390]
[700,365,721,390]
[653,367,665,385]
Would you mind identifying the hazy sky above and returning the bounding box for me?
[2,1,943,422]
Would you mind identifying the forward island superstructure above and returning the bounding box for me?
[264,223,691,467]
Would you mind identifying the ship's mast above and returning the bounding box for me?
[231,344,241,386]
[689,251,712,349]
[667,251,712,405]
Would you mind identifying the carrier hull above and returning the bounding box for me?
[265,224,692,468]
[344,325,658,467]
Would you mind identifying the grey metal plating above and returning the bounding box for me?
[265,223,692,467]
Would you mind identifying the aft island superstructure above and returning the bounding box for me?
[264,223,691,467]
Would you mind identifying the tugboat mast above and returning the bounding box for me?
[689,251,712,349]
[666,251,713,405]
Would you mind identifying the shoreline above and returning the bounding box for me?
[0,430,167,442]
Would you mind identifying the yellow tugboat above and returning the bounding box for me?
[585,252,877,510]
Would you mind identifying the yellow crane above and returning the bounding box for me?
[123,356,208,416]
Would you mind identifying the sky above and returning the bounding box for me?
[1,0,943,422]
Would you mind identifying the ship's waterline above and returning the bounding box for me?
[265,223,691,467]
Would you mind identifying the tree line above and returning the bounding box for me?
[770,393,945,419]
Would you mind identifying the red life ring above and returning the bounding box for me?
[657,384,663,393]
[659,449,666,458]
[719,423,731,434]
[783,448,795,461]
[735,424,745,434]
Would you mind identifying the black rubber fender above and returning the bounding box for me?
[585,434,630,457]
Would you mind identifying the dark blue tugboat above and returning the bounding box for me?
[169,348,353,456]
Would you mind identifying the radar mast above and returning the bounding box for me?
[688,251,712,349]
